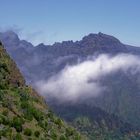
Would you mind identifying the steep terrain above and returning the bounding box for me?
[0,42,84,140]
[51,102,140,140]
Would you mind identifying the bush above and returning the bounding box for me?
[23,105,43,121]
[2,109,8,116]
[1,129,7,137]
[50,130,57,140]
[60,135,67,140]
[0,91,4,101]
[24,128,32,136]
[11,117,23,132]
[44,121,48,127]
[23,111,33,121]
[55,118,63,126]
[32,109,44,121]
[65,128,74,137]
[13,133,23,140]
[20,101,29,109]
[1,116,10,125]
[20,92,29,101]
[74,133,81,140]
[2,101,9,107]
[0,63,9,73]
[34,130,40,137]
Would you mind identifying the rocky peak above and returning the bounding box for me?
[80,32,122,48]
[0,30,20,43]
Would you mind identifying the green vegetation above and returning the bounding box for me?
[72,116,140,140]
[0,43,84,139]
[52,103,140,140]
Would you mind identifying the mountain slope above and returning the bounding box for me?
[0,42,84,140]
[50,102,140,140]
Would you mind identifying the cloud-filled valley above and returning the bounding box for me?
[35,53,140,102]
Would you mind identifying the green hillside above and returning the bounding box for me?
[0,42,84,140]
[51,103,140,140]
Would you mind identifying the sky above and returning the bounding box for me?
[0,0,140,46]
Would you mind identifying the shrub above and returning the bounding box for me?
[0,63,9,73]
[0,117,2,124]
[50,130,57,140]
[60,135,67,140]
[20,101,29,109]
[34,130,40,137]
[1,129,7,137]
[20,92,29,101]
[24,128,32,136]
[55,118,63,126]
[11,117,23,132]
[1,116,10,125]
[23,111,33,121]
[32,109,44,121]
[74,133,81,140]
[65,128,74,137]
[0,91,4,100]
[44,121,48,127]
[2,109,8,116]
[13,133,23,140]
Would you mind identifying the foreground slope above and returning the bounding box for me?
[0,42,83,140]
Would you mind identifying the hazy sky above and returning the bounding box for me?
[0,0,140,46]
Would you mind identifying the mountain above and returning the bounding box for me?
[51,102,140,140]
[1,31,140,139]
[1,31,140,84]
[0,42,84,140]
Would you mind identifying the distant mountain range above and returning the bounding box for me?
[1,31,140,139]
[0,31,140,84]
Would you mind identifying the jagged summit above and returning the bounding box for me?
[0,31,122,47]
[80,32,122,48]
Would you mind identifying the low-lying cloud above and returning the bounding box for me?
[35,53,140,102]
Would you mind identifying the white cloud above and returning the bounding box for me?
[35,53,140,102]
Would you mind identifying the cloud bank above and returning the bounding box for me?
[35,53,140,102]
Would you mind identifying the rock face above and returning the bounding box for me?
[0,43,84,139]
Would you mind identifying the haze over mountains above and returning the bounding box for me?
[1,31,140,139]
